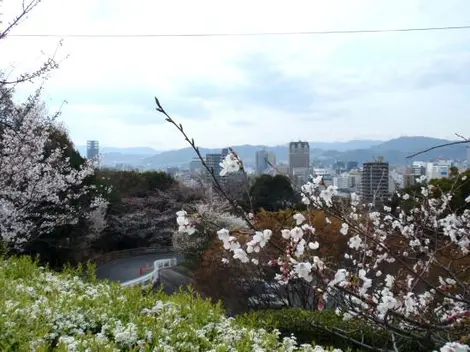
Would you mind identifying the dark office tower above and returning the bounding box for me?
[361,157,390,206]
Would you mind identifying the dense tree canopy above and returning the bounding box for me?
[249,174,299,212]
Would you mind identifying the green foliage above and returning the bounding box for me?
[429,169,470,212]
[390,169,470,213]
[0,256,338,351]
[238,308,429,352]
[96,170,175,213]
[249,174,299,212]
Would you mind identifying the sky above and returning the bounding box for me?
[1,0,470,150]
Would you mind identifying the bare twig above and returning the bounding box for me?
[154,97,257,231]
[0,1,43,40]
[407,139,469,159]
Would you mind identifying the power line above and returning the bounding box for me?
[6,24,470,38]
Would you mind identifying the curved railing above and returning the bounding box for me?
[121,257,178,287]
[89,246,176,267]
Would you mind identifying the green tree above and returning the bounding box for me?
[249,174,298,212]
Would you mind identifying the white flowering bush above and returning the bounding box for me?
[155,99,470,351]
[1,5,108,249]
[0,89,109,248]
[0,255,342,351]
[173,197,249,264]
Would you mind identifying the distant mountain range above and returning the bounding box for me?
[76,146,160,166]
[76,146,159,156]
[78,137,469,169]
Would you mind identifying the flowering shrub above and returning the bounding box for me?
[0,255,342,351]
[1,6,108,250]
[0,90,108,248]
[156,99,470,351]
[173,197,249,265]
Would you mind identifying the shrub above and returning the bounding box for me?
[238,308,427,352]
[0,255,342,351]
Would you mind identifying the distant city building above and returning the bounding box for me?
[115,163,137,171]
[402,174,416,188]
[86,140,99,159]
[349,171,361,191]
[189,158,203,173]
[205,153,222,182]
[255,150,269,176]
[426,160,452,180]
[166,167,179,176]
[174,170,199,188]
[360,157,390,206]
[333,161,346,175]
[313,168,333,187]
[221,148,230,159]
[346,161,359,171]
[275,163,289,176]
[289,141,310,185]
[267,151,276,167]
[333,175,350,190]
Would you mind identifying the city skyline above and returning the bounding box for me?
[1,0,470,150]
[74,134,466,153]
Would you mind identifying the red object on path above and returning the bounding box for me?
[144,263,151,273]
[139,268,142,276]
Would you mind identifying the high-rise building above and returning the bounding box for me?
[267,151,276,167]
[205,153,222,182]
[86,140,99,159]
[255,150,268,175]
[361,157,390,206]
[189,158,203,173]
[221,148,230,159]
[289,141,310,185]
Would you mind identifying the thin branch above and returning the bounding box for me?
[154,97,256,231]
[0,0,42,40]
[407,139,469,159]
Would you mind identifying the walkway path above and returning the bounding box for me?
[95,252,183,283]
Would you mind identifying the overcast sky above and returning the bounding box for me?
[1,0,470,150]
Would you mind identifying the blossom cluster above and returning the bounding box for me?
[0,105,108,246]
[219,151,242,176]
[176,210,196,235]
[175,152,470,350]
[0,256,340,351]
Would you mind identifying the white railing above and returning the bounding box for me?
[121,257,177,287]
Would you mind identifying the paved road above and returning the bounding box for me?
[96,253,183,283]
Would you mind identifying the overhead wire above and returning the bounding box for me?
[6,24,470,38]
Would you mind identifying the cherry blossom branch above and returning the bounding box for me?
[154,97,256,231]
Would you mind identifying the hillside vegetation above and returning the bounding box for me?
[0,255,341,351]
